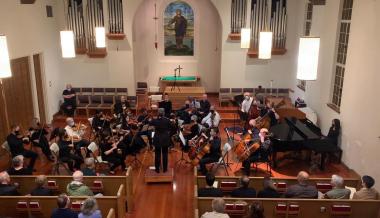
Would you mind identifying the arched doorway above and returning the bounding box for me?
[132,0,222,92]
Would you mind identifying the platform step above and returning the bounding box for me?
[144,167,174,183]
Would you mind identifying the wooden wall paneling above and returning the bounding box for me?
[0,82,8,142]
[33,54,47,124]
[2,57,35,131]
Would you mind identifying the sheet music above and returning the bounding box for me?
[179,131,186,145]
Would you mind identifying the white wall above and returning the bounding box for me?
[291,0,380,189]
[132,0,222,92]
[212,0,302,89]
[0,0,63,122]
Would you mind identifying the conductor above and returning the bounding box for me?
[149,108,173,173]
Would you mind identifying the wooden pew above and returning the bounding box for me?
[107,208,116,218]
[194,168,361,194]
[195,195,380,218]
[0,184,126,218]
[10,167,134,212]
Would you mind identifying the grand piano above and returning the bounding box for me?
[270,117,342,170]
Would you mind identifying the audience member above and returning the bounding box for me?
[245,202,265,218]
[285,171,318,199]
[257,177,281,198]
[8,155,32,175]
[30,175,53,196]
[0,171,19,196]
[231,176,256,198]
[82,158,97,176]
[79,197,102,218]
[67,171,94,196]
[51,194,78,218]
[201,198,230,218]
[198,173,223,197]
[353,175,379,200]
[323,174,350,199]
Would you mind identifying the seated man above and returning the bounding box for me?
[198,173,223,197]
[65,117,91,156]
[31,175,53,196]
[67,171,94,196]
[201,198,229,218]
[199,128,221,175]
[82,158,97,176]
[231,175,256,198]
[323,174,350,199]
[113,95,130,116]
[7,124,38,171]
[257,176,281,198]
[201,106,221,128]
[61,84,77,117]
[199,94,211,117]
[51,194,78,218]
[353,175,379,200]
[8,155,32,175]
[0,171,20,196]
[285,171,318,199]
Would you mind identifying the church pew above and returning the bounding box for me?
[107,208,116,218]
[10,167,134,212]
[194,168,361,194]
[0,184,126,218]
[195,191,380,218]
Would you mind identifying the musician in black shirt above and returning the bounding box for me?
[99,134,126,174]
[149,108,174,173]
[62,84,76,116]
[56,128,83,172]
[6,125,37,171]
[114,96,130,116]
[327,119,340,146]
[159,94,172,118]
[199,128,221,175]
[259,102,279,127]
[242,128,272,176]
[29,119,53,161]
[199,94,211,117]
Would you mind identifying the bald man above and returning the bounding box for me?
[66,171,94,196]
[285,171,318,198]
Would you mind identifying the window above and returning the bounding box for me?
[329,0,353,111]
[298,1,313,91]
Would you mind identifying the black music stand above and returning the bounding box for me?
[170,65,183,92]
[175,131,191,167]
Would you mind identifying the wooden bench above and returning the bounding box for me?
[0,184,125,218]
[10,166,135,212]
[195,195,380,218]
[194,168,361,195]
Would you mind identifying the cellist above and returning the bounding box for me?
[199,127,221,175]
[242,128,272,176]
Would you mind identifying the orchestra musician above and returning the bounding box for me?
[239,92,257,122]
[183,115,200,150]
[259,101,280,127]
[159,94,172,118]
[91,110,111,133]
[199,127,221,175]
[61,84,77,117]
[56,128,83,172]
[99,132,127,174]
[199,94,211,117]
[29,118,54,161]
[242,128,272,176]
[6,125,38,171]
[149,108,175,173]
[201,106,221,128]
[64,117,90,156]
[136,108,153,148]
[113,95,130,116]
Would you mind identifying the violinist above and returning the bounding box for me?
[92,110,111,133]
[114,96,130,116]
[6,124,38,171]
[136,108,153,148]
[29,118,54,161]
[56,128,83,172]
[183,115,200,150]
[242,128,272,176]
[199,127,221,175]
[99,132,126,174]
[64,117,90,156]
[201,106,221,128]
[199,94,211,118]
[120,124,146,155]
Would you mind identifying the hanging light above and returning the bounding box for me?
[240,28,251,49]
[95,27,106,48]
[60,31,76,58]
[258,31,273,59]
[0,35,12,78]
[297,37,320,80]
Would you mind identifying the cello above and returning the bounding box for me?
[233,133,260,162]
[188,133,211,166]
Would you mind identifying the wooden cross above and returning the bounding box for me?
[175,65,183,77]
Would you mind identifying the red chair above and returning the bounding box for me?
[16,201,29,217]
[275,203,287,215]
[29,201,43,216]
[71,201,83,212]
[224,202,248,217]
[288,203,300,216]
[274,182,287,194]
[91,180,104,193]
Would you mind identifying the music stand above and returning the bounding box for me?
[175,131,191,167]
[170,65,183,92]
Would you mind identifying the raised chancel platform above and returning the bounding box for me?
[144,167,174,183]
[164,86,205,109]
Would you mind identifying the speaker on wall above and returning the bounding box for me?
[46,5,53,17]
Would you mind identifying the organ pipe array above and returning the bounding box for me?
[86,0,105,55]
[107,0,125,39]
[67,0,87,54]
[230,0,248,39]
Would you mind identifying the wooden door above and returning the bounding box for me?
[33,54,46,124]
[1,56,35,132]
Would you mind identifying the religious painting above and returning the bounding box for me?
[164,1,194,56]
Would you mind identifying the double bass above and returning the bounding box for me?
[255,99,285,129]
[188,133,211,166]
